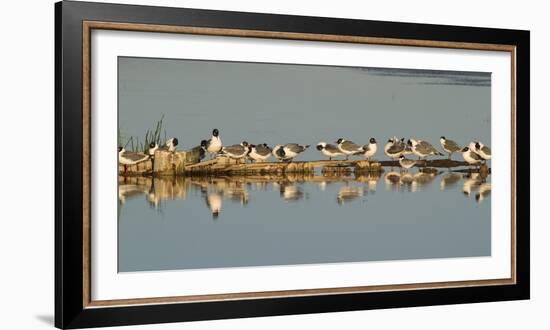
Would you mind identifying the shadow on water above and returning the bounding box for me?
[119,169,490,219]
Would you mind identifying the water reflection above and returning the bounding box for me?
[440,172,463,191]
[337,185,365,205]
[118,169,491,218]
[460,173,492,204]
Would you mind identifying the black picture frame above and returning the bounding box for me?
[55,1,530,328]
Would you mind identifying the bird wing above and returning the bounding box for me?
[481,145,491,155]
[417,141,438,153]
[470,150,483,160]
[387,143,405,153]
[255,144,272,155]
[445,139,461,152]
[285,143,306,153]
[342,140,361,150]
[122,152,148,162]
[325,144,341,153]
[222,145,245,154]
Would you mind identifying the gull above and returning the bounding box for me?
[147,142,159,157]
[316,142,343,160]
[147,142,159,170]
[273,143,309,162]
[475,142,492,161]
[440,136,461,159]
[398,155,416,172]
[360,138,378,161]
[384,137,405,160]
[248,143,272,162]
[220,141,249,163]
[118,147,149,175]
[160,137,179,153]
[461,146,483,166]
[336,138,363,160]
[272,145,288,161]
[283,143,310,160]
[205,128,222,159]
[408,139,443,162]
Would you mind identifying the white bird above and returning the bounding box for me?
[147,142,159,157]
[336,138,363,160]
[221,141,249,163]
[474,142,492,161]
[461,146,483,166]
[440,136,461,159]
[248,144,272,162]
[408,139,443,160]
[273,143,309,162]
[360,138,378,160]
[398,155,416,171]
[283,143,310,160]
[384,137,406,160]
[205,128,222,158]
[316,142,343,160]
[147,142,159,169]
[160,137,178,153]
[118,147,150,175]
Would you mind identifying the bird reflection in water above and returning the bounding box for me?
[399,173,414,192]
[118,167,490,221]
[383,170,439,193]
[279,182,305,202]
[440,172,463,191]
[476,182,491,203]
[337,185,365,206]
[463,173,482,197]
[205,191,222,219]
[356,173,379,193]
[384,171,402,191]
[411,172,437,192]
[118,183,149,205]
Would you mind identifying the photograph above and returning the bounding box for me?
[49,1,532,328]
[117,56,492,272]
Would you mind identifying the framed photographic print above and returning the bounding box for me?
[55,1,530,328]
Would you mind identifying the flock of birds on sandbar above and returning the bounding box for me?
[118,128,492,173]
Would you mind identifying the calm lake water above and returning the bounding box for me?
[118,57,492,272]
[118,168,491,272]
